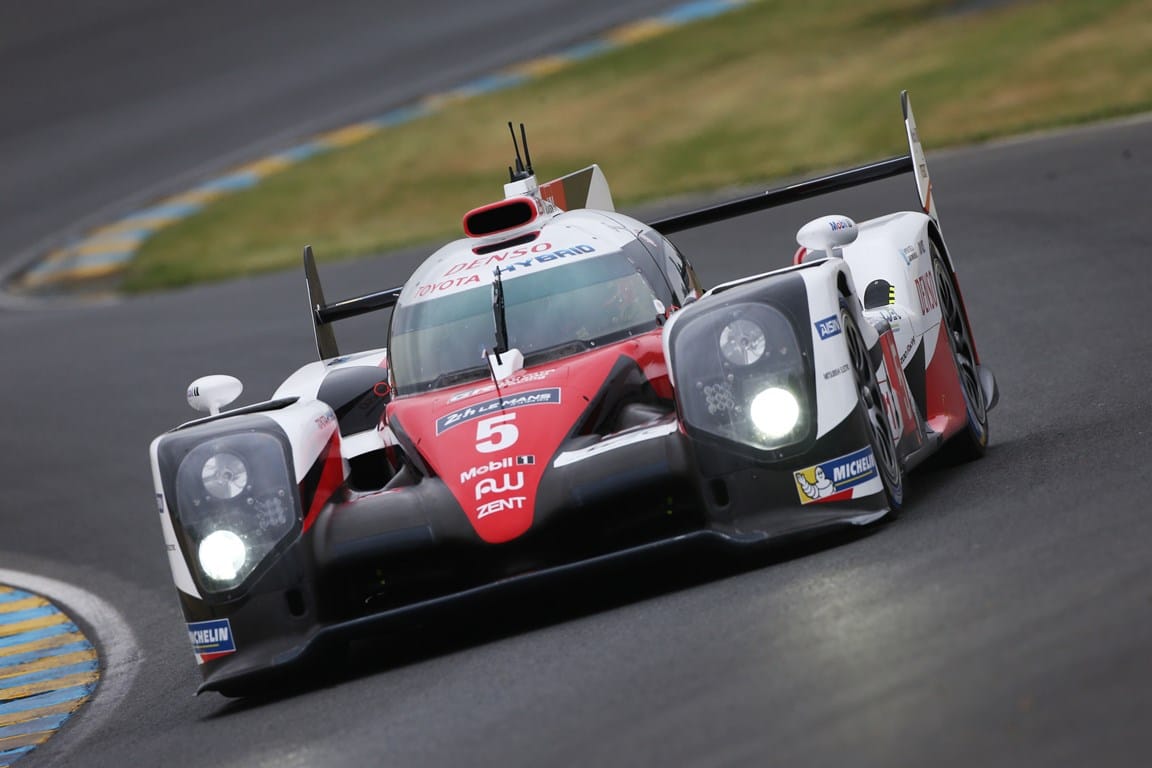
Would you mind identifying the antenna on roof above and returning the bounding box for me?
[508,122,533,182]
[519,123,533,176]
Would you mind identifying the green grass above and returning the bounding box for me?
[125,0,1152,291]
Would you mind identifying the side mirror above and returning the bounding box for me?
[796,215,858,258]
[187,375,243,415]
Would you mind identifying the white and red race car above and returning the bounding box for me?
[150,91,997,695]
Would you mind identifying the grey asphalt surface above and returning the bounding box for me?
[0,0,678,266]
[2,2,1151,767]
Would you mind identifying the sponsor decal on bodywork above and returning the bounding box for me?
[188,618,236,664]
[435,387,561,434]
[412,243,600,301]
[500,244,596,274]
[900,336,916,365]
[814,315,842,340]
[447,368,558,403]
[875,306,902,333]
[475,471,525,500]
[915,271,938,314]
[823,364,850,381]
[460,455,536,482]
[440,243,595,278]
[793,446,880,505]
[477,496,526,519]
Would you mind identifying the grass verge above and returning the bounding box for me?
[126,0,1152,291]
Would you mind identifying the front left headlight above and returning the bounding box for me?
[172,431,299,593]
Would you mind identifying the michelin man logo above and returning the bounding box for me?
[796,467,834,501]
[793,447,880,505]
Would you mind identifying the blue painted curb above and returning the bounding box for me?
[0,586,99,768]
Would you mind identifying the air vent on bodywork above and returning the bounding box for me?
[473,231,539,256]
[463,197,540,238]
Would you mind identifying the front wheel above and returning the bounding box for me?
[841,302,904,513]
[931,243,989,462]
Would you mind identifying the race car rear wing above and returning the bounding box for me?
[651,91,936,235]
[303,91,936,360]
[304,245,402,359]
[650,155,913,234]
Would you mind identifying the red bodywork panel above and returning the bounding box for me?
[923,322,969,439]
[386,331,669,543]
[302,432,344,533]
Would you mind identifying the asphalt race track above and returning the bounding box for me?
[2,2,1152,766]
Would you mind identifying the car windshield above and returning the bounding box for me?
[390,253,662,393]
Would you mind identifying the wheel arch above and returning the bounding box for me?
[925,221,983,365]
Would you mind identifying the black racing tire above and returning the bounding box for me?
[841,302,904,513]
[931,242,989,462]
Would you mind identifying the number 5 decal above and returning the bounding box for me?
[476,413,518,453]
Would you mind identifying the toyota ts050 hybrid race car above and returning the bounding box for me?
[150,91,998,695]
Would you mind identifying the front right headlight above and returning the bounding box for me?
[201,452,248,499]
[198,529,247,582]
[172,431,299,593]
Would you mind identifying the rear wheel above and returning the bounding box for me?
[841,303,903,512]
[931,243,988,461]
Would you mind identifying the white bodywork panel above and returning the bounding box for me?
[841,211,943,368]
[800,260,861,439]
[262,399,341,484]
[273,348,388,401]
[274,349,389,460]
[150,436,201,598]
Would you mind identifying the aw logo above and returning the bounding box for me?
[474,472,525,500]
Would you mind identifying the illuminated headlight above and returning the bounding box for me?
[201,452,248,499]
[719,319,766,366]
[749,387,800,439]
[668,299,813,453]
[168,430,299,594]
[198,530,247,583]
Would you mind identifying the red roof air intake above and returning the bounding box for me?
[463,196,540,238]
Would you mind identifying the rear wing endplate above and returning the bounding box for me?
[651,90,938,235]
[304,246,402,360]
[540,164,614,212]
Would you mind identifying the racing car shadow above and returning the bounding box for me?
[207,523,885,714]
